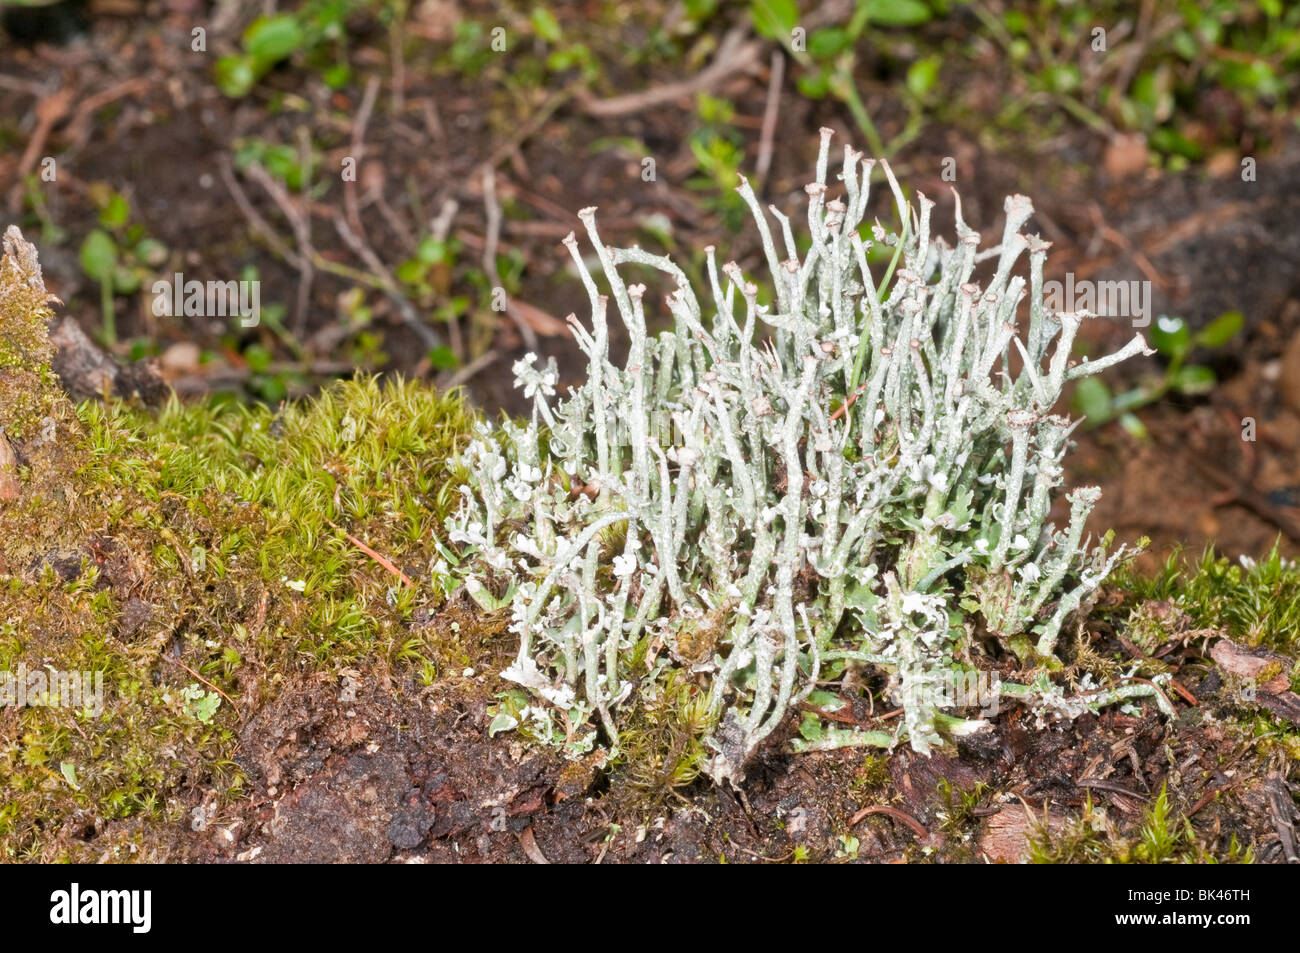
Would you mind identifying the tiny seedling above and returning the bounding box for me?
[1072,311,1242,436]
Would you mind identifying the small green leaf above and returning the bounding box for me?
[1073,376,1114,424]
[60,762,80,790]
[429,346,459,371]
[858,0,932,27]
[1150,314,1190,359]
[98,192,130,230]
[214,54,258,97]
[798,710,825,742]
[244,15,303,66]
[1117,412,1148,439]
[1195,310,1243,349]
[1044,63,1081,94]
[808,27,850,60]
[134,238,168,267]
[79,230,117,282]
[530,7,562,42]
[417,236,453,264]
[906,55,940,97]
[395,259,427,286]
[111,265,140,294]
[749,0,799,41]
[806,689,847,711]
[244,343,272,373]
[796,68,832,99]
[1148,126,1202,160]
[322,63,352,89]
[1172,364,1216,395]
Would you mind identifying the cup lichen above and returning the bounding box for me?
[447,129,1176,784]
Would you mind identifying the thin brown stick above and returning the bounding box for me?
[575,27,761,117]
[243,160,316,335]
[66,77,152,146]
[755,50,785,186]
[326,519,415,588]
[1076,777,1151,800]
[332,214,441,351]
[162,655,241,720]
[848,805,929,839]
[830,383,868,422]
[1167,677,1198,707]
[345,76,381,238]
[388,15,406,115]
[1186,784,1233,817]
[7,87,74,213]
[518,827,551,864]
[218,156,306,270]
[482,167,540,352]
[441,348,500,391]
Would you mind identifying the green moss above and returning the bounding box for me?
[1029,788,1253,864]
[0,350,482,858]
[1115,544,1300,656]
[0,227,60,440]
[613,668,714,804]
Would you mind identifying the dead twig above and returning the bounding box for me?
[7,87,75,213]
[830,382,867,422]
[1075,777,1152,800]
[848,804,930,840]
[441,348,499,391]
[326,519,415,588]
[1186,783,1233,817]
[332,214,441,351]
[345,76,381,238]
[66,77,152,148]
[482,167,540,353]
[755,50,785,186]
[242,161,316,336]
[518,827,551,864]
[218,156,306,270]
[575,27,761,117]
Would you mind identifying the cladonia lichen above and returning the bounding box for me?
[448,128,1168,784]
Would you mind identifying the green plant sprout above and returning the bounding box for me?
[215,1,363,98]
[77,187,169,346]
[1072,310,1242,436]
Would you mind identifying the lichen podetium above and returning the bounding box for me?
[449,129,1165,784]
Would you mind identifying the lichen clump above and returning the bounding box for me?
[449,129,1164,783]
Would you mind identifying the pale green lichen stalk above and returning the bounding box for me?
[448,128,1165,784]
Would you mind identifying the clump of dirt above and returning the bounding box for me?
[158,628,1292,865]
